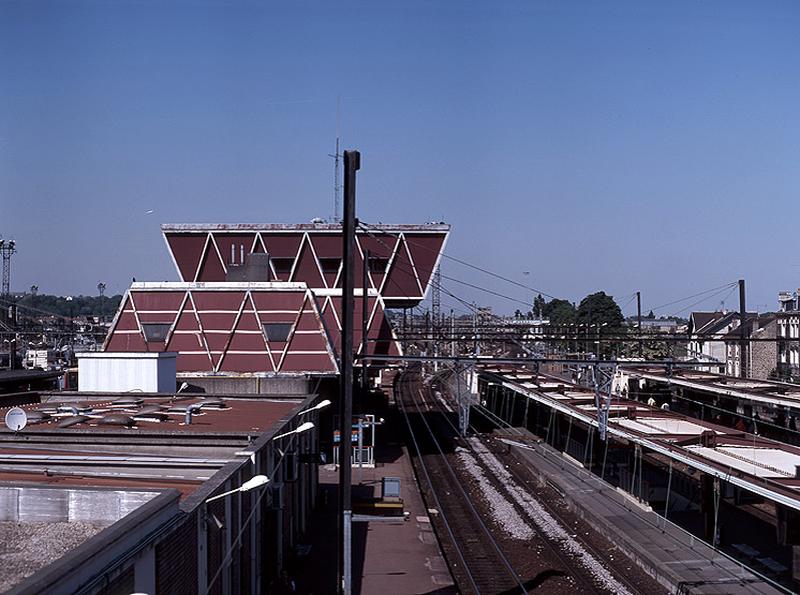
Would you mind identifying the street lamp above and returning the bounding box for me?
[205,475,269,503]
[298,399,331,416]
[272,421,315,441]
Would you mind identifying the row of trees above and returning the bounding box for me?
[523,291,625,329]
[13,293,123,319]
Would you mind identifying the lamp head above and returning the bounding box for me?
[240,475,269,492]
[296,421,315,434]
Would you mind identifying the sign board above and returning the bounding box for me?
[4,407,27,432]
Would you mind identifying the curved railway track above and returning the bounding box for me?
[399,367,653,595]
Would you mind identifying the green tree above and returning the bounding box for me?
[543,299,577,325]
[576,292,624,329]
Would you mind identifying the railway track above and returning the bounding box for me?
[398,367,656,594]
[397,368,527,594]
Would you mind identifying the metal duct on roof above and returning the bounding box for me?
[196,398,226,409]
[112,396,144,407]
[58,415,89,428]
[26,411,51,424]
[133,412,168,422]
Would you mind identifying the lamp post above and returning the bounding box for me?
[204,421,315,595]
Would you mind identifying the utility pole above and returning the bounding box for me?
[338,149,359,595]
[739,279,747,379]
[637,291,643,358]
[432,265,441,370]
[98,282,106,324]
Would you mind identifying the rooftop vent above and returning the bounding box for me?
[133,412,168,422]
[58,415,89,428]
[57,403,91,415]
[98,414,134,427]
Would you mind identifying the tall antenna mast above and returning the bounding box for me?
[0,238,16,297]
[329,96,342,223]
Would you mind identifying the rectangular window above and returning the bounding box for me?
[319,258,341,274]
[271,258,294,276]
[263,322,293,342]
[142,323,171,342]
[367,256,389,273]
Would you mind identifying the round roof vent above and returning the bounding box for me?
[98,414,134,427]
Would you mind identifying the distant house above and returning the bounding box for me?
[723,315,777,379]
[687,311,756,373]
[776,290,800,381]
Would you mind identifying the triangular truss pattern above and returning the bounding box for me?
[381,234,424,298]
[165,233,207,283]
[162,228,448,304]
[106,287,338,375]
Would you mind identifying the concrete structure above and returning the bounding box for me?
[161,223,449,308]
[101,223,450,391]
[77,351,177,393]
[0,389,326,594]
[479,364,800,591]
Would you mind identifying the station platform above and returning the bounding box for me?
[498,430,786,594]
[295,430,455,594]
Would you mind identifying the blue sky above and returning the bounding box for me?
[1,1,798,316]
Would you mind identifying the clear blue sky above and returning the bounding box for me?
[1,1,798,317]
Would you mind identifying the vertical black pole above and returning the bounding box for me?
[739,279,747,378]
[361,249,369,394]
[637,291,643,359]
[338,149,359,595]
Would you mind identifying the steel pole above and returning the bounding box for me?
[338,149,359,595]
[739,279,747,378]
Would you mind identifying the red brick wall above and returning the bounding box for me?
[156,513,198,595]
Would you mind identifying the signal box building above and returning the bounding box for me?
[102,223,449,391]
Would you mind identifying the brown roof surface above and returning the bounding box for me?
[0,396,301,435]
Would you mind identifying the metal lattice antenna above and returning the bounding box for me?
[328,97,342,223]
[0,238,16,297]
[432,264,441,331]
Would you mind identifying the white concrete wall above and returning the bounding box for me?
[77,353,176,393]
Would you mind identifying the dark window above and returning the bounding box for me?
[271,258,294,276]
[367,257,389,273]
[142,323,171,342]
[263,322,293,342]
[319,258,341,274]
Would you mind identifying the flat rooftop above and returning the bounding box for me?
[0,393,306,497]
[162,222,450,232]
[479,365,800,509]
